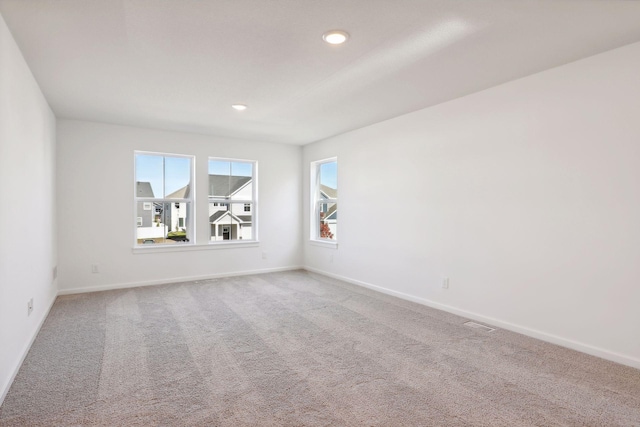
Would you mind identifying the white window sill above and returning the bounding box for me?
[309,239,338,249]
[133,241,260,254]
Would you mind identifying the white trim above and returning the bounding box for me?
[310,157,338,242]
[133,241,260,254]
[0,292,57,406]
[205,240,259,248]
[309,240,338,249]
[208,198,254,204]
[312,157,338,166]
[134,149,195,159]
[208,155,257,164]
[57,266,303,296]
[303,267,640,370]
[137,197,192,203]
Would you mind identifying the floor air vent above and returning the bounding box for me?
[464,321,496,332]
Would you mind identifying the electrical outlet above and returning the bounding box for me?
[441,277,449,289]
[91,264,99,274]
[261,252,268,260]
[27,298,33,316]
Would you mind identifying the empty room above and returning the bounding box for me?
[1,0,639,425]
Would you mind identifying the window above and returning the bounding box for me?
[311,158,337,243]
[208,158,257,242]
[134,152,194,245]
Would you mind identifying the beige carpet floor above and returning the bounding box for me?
[1,270,639,426]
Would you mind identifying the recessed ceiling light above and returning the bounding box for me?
[231,104,247,111]
[322,30,349,45]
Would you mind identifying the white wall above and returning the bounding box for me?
[57,120,302,293]
[303,41,640,368]
[0,12,57,402]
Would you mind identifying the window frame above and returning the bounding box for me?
[310,157,338,247]
[133,151,195,247]
[208,157,258,244]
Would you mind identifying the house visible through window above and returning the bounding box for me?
[134,152,194,245]
[311,158,337,242]
[208,158,257,242]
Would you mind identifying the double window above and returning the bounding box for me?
[208,159,257,242]
[134,152,257,246]
[311,158,338,243]
[134,152,194,245]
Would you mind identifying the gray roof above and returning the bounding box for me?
[323,203,337,220]
[210,175,251,197]
[325,207,337,220]
[209,211,227,223]
[166,184,190,199]
[320,184,336,199]
[139,174,249,200]
[209,211,252,224]
[136,181,154,197]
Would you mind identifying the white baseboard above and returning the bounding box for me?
[303,266,640,370]
[0,292,57,407]
[57,265,303,296]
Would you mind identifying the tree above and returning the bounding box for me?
[319,212,334,239]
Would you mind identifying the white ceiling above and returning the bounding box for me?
[2,0,640,145]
